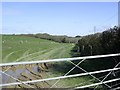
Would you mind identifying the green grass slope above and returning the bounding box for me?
[2,35,74,63]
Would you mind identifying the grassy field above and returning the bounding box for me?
[2,35,74,63]
[2,35,96,88]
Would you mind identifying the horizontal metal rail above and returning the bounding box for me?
[0,53,120,66]
[75,78,120,89]
[110,87,120,90]
[1,67,120,87]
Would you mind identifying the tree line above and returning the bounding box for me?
[34,33,80,43]
[71,26,120,57]
[20,33,80,43]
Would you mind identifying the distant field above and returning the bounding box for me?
[2,35,74,63]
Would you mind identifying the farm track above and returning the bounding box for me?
[21,49,31,61]
[53,45,72,59]
[3,50,23,62]
[16,45,70,62]
[3,48,53,66]
[14,49,51,62]
[3,51,15,62]
[22,47,60,61]
[35,46,67,60]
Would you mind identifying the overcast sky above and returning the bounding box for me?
[2,2,118,36]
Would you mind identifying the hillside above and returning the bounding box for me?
[2,35,74,63]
